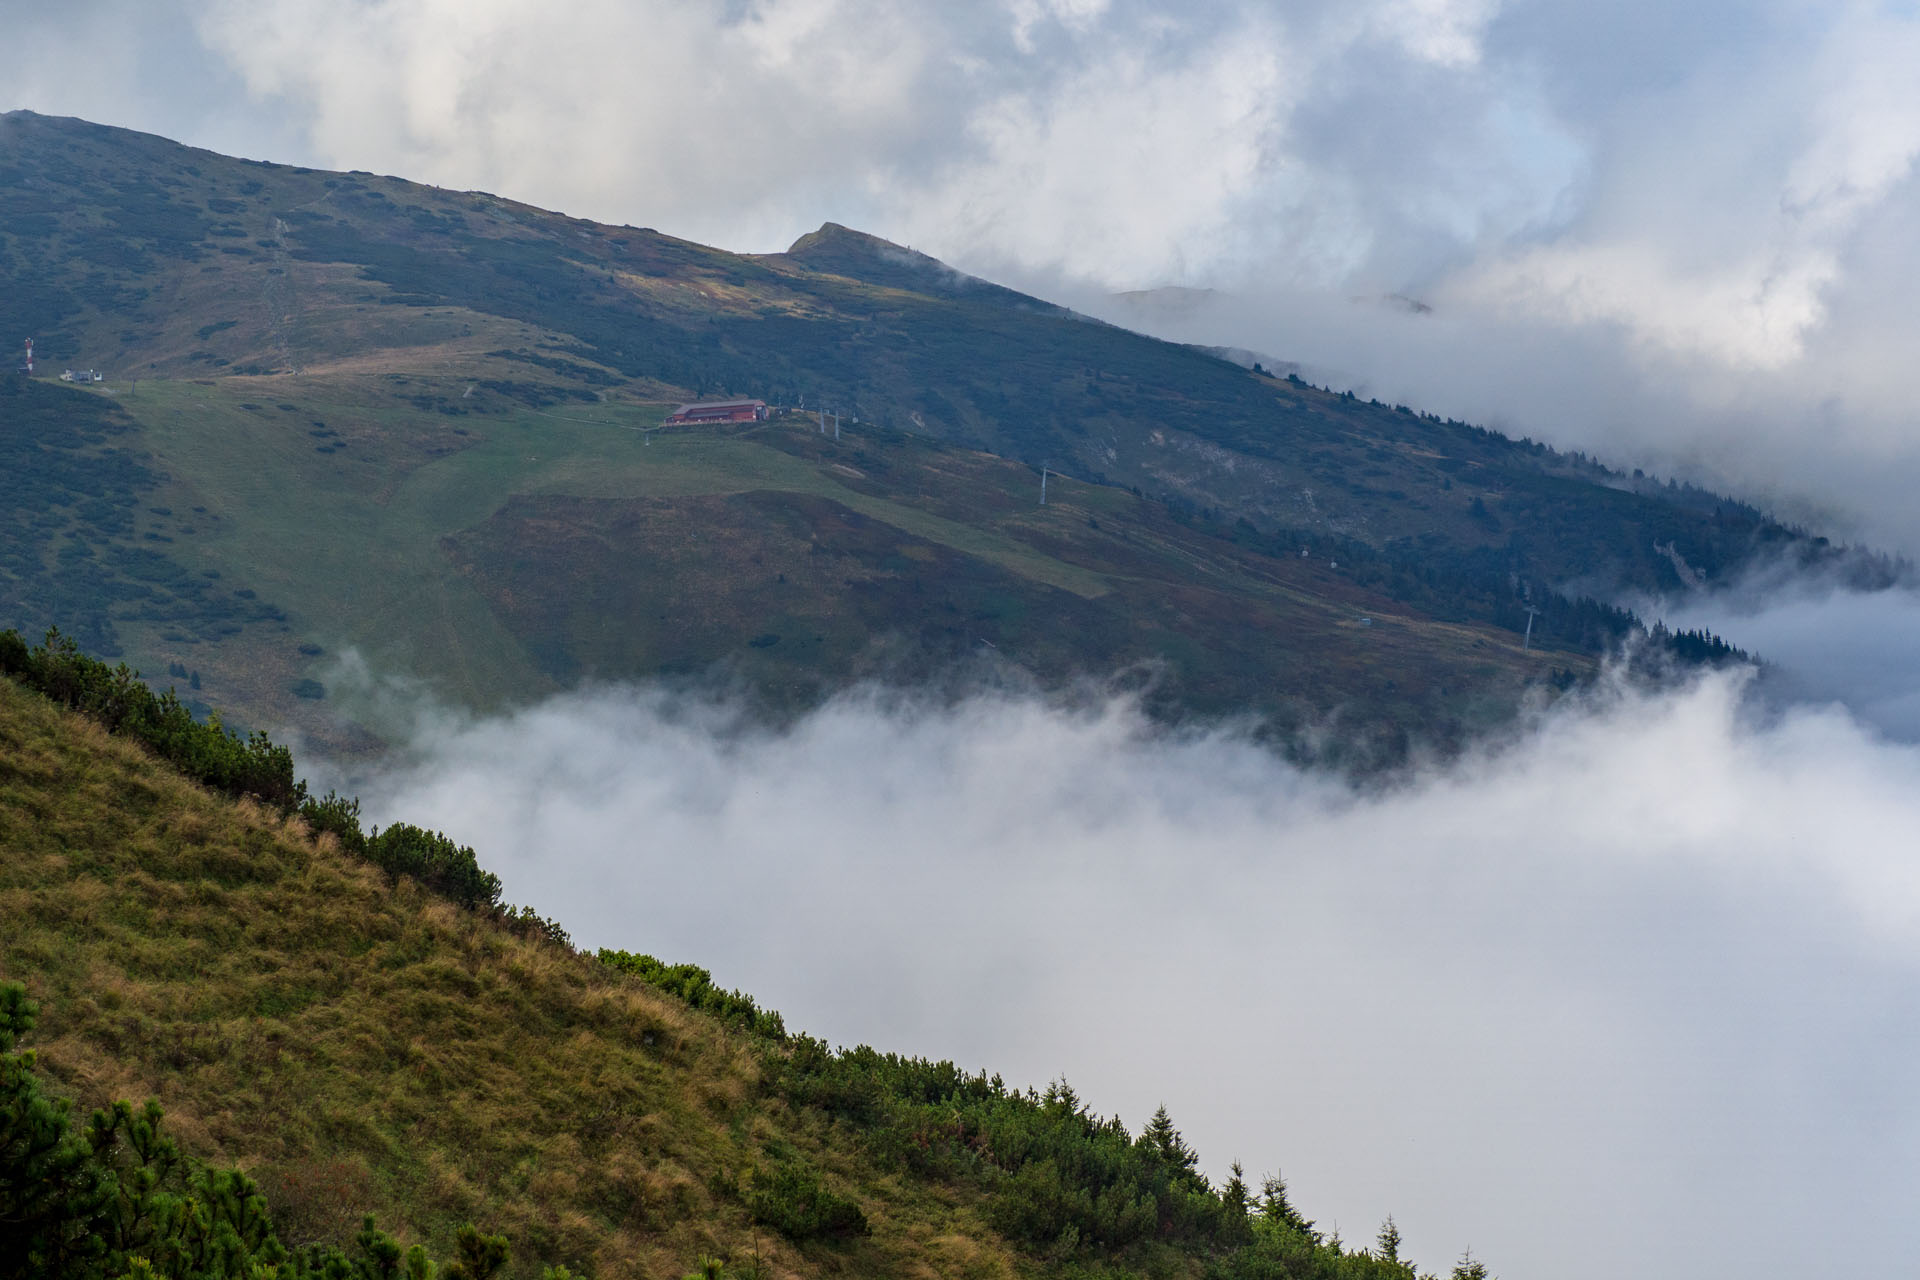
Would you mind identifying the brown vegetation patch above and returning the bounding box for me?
[0,675,1017,1277]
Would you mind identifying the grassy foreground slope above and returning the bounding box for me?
[0,668,1005,1278]
[0,659,1481,1280]
[0,675,779,1274]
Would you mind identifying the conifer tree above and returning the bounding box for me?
[1139,1104,1199,1177]
[1256,1172,1315,1240]
[1219,1160,1255,1245]
[352,1213,405,1276]
[1451,1247,1491,1279]
[443,1224,511,1280]
[1375,1215,1402,1263]
[1222,1161,1252,1221]
[0,983,109,1280]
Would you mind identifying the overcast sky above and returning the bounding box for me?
[12,0,1920,548]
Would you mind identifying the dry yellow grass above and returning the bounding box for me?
[0,676,1022,1279]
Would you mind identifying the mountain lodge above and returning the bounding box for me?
[664,398,769,425]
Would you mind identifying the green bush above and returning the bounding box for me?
[744,1160,868,1241]
[300,790,367,855]
[596,951,785,1040]
[0,628,547,926]
[365,823,502,911]
[0,628,301,810]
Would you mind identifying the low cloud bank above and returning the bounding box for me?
[323,668,1920,1280]
[1633,571,1920,742]
[1047,270,1920,554]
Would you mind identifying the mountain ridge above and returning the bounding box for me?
[0,109,1855,751]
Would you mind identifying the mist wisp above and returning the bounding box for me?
[1633,562,1920,742]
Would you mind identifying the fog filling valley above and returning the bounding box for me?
[310,666,1920,1280]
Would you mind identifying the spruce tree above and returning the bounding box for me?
[1451,1247,1491,1279]
[443,1224,511,1280]
[1257,1172,1315,1240]
[0,983,109,1280]
[1139,1104,1199,1177]
[1219,1160,1254,1244]
[1222,1160,1252,1221]
[1375,1215,1402,1263]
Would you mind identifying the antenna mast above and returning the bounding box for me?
[1040,461,1051,505]
[1521,604,1542,649]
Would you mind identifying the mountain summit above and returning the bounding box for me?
[780,222,1070,314]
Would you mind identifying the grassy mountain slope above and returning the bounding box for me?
[0,669,1004,1278]
[0,374,289,667]
[0,656,1477,1280]
[1,108,1824,749]
[2,367,1586,758]
[0,106,1845,598]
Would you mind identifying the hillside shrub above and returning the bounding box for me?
[745,1159,868,1241]
[0,628,301,809]
[365,823,502,911]
[774,1048,1445,1273]
[501,904,573,950]
[596,951,786,1040]
[0,628,560,930]
[300,790,368,855]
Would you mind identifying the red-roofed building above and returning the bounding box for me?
[664,398,769,425]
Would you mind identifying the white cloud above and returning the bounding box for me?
[0,0,303,163]
[1646,573,1920,743]
[902,25,1293,281]
[1457,9,1920,371]
[330,669,1920,1280]
[175,0,1578,279]
[1007,0,1114,53]
[1460,239,1836,370]
[1363,0,1501,69]
[193,0,948,248]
